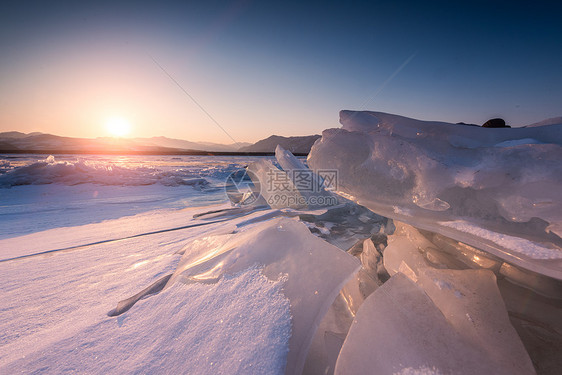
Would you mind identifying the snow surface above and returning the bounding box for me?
[3,267,291,374]
[440,220,562,260]
[0,154,269,238]
[0,154,267,188]
[0,203,292,374]
[0,152,359,374]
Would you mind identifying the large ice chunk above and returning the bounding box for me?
[417,268,534,373]
[497,276,562,373]
[308,110,562,278]
[338,221,535,374]
[334,273,535,375]
[167,217,360,375]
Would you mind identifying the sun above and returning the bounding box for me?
[105,117,132,137]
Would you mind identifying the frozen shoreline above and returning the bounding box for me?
[1,112,561,374]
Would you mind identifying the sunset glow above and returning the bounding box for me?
[0,2,559,373]
[1,2,561,143]
[105,117,132,138]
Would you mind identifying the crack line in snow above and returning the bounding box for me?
[0,218,231,263]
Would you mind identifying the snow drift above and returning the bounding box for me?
[164,217,360,375]
[0,155,245,187]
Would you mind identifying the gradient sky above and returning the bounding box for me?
[1,0,560,143]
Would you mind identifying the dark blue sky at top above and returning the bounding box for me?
[0,0,561,140]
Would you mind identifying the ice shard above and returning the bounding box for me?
[166,217,360,375]
[334,273,535,375]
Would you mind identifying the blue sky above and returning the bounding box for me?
[1,0,560,142]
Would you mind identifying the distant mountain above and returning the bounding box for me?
[0,131,320,154]
[135,136,250,152]
[0,131,44,139]
[197,141,252,152]
[239,135,321,154]
[0,132,250,153]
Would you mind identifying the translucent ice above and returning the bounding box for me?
[247,159,306,209]
[245,146,337,210]
[420,230,503,272]
[497,276,562,373]
[308,110,562,278]
[383,222,434,281]
[416,268,534,373]
[298,202,388,250]
[334,273,535,375]
[340,221,537,374]
[275,145,333,208]
[166,217,360,375]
